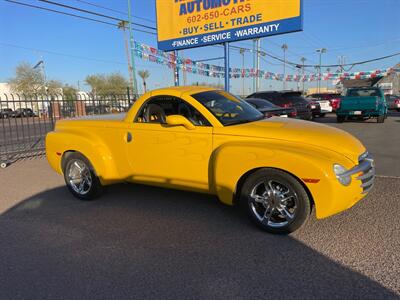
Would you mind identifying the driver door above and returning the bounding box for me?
[126,95,213,192]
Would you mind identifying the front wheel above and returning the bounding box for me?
[63,152,104,200]
[240,169,311,234]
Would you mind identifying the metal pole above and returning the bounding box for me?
[127,0,138,96]
[282,44,288,90]
[318,52,322,93]
[256,39,260,92]
[174,50,180,86]
[119,21,134,93]
[224,42,230,92]
[253,39,256,93]
[240,48,245,97]
[301,57,306,93]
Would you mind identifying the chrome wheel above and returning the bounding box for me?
[67,159,92,196]
[249,180,298,228]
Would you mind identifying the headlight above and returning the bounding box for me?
[333,164,352,186]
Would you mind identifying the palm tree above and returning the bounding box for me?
[138,70,150,93]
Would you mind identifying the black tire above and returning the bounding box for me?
[377,115,385,123]
[240,168,311,234]
[62,152,104,200]
[319,113,326,117]
[337,116,345,123]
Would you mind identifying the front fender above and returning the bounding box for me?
[211,140,355,219]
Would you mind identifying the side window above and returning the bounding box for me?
[135,96,211,126]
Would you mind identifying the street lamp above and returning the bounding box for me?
[316,48,327,93]
[33,60,47,93]
[281,44,288,90]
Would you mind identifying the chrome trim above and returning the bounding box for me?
[338,152,375,194]
[339,160,372,177]
[356,168,375,180]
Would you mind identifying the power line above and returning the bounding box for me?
[37,0,157,30]
[0,41,164,68]
[4,0,157,35]
[73,0,156,24]
[5,0,118,27]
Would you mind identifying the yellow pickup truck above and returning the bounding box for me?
[46,86,375,234]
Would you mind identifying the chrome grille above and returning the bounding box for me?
[356,152,375,194]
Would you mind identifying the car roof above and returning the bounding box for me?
[150,86,216,95]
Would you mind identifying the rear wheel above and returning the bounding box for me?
[377,115,385,123]
[240,169,311,234]
[63,152,104,200]
[337,116,345,123]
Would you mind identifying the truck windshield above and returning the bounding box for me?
[347,89,381,97]
[192,90,264,126]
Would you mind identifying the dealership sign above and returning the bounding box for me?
[156,0,303,51]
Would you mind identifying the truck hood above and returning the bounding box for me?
[215,117,365,163]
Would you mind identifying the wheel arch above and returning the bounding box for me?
[234,167,315,210]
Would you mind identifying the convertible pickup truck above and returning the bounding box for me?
[46,87,375,234]
[336,87,387,123]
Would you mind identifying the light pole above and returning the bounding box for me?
[326,67,331,90]
[127,0,138,96]
[300,57,306,93]
[281,44,288,90]
[316,48,327,93]
[240,48,245,97]
[33,59,46,93]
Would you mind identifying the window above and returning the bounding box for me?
[135,96,210,126]
[192,90,263,126]
[347,89,381,97]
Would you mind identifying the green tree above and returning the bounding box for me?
[138,70,150,93]
[62,84,78,100]
[46,80,63,94]
[85,73,128,95]
[9,62,44,95]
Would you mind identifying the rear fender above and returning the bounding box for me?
[46,130,119,184]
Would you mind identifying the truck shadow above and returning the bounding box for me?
[0,183,397,299]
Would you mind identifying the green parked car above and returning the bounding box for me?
[336,87,388,123]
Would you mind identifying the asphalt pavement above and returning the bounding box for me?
[0,113,399,299]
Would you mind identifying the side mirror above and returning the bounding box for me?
[165,115,195,130]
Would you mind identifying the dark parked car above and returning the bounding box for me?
[0,108,15,119]
[245,98,297,118]
[385,94,400,112]
[14,108,35,117]
[247,91,313,120]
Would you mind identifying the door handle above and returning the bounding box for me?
[126,132,133,143]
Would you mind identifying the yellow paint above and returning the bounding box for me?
[156,0,301,41]
[46,86,370,220]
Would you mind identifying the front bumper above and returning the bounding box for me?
[311,152,375,219]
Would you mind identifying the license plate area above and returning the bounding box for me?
[351,111,362,115]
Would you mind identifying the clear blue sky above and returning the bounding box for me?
[0,0,399,94]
